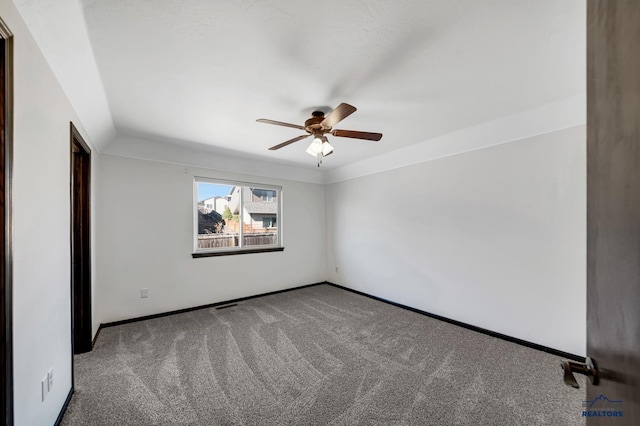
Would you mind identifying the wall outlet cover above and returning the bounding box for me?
[47,368,53,390]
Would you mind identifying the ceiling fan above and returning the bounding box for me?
[257,103,382,166]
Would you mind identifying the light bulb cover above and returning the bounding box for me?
[311,137,323,153]
[321,141,334,156]
[306,136,323,156]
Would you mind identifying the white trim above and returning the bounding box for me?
[324,94,586,184]
[238,187,244,247]
[195,176,281,191]
[104,135,325,184]
[192,180,199,253]
[104,95,585,185]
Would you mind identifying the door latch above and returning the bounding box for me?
[560,356,598,388]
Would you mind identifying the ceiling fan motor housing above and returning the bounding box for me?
[304,114,328,133]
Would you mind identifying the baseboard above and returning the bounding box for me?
[91,324,103,348]
[54,387,74,426]
[100,282,325,329]
[325,282,585,362]
[97,280,583,362]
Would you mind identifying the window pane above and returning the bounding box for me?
[194,179,282,253]
[242,186,278,247]
[196,182,237,249]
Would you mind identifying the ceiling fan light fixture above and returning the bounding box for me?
[258,103,382,166]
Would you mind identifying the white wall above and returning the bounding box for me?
[326,125,586,356]
[3,2,586,424]
[96,154,326,323]
[2,1,99,424]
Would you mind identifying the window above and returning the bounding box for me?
[193,178,283,257]
[262,216,276,228]
[252,188,276,202]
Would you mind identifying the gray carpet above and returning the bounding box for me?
[61,284,586,425]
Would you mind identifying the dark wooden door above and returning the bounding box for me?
[70,123,92,354]
[587,0,640,424]
[0,20,13,426]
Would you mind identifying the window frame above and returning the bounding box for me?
[192,177,284,258]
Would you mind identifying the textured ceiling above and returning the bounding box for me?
[21,0,586,170]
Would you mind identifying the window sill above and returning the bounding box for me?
[192,247,284,258]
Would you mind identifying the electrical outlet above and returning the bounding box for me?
[47,368,54,390]
[141,288,148,298]
[41,375,48,401]
[335,266,339,273]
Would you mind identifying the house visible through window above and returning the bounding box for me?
[194,178,282,255]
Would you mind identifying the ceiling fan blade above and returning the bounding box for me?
[321,103,357,128]
[257,118,306,130]
[332,129,383,141]
[268,134,310,150]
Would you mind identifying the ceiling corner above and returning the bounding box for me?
[14,0,116,151]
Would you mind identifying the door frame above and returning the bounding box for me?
[586,0,640,422]
[0,18,13,426]
[70,123,92,355]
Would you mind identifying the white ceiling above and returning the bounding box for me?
[16,0,585,171]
